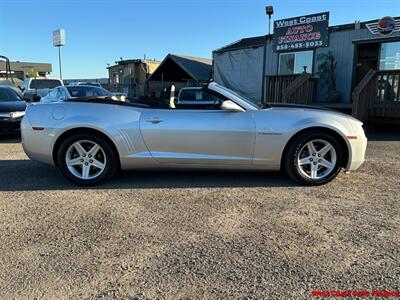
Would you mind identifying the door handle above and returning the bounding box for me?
[146,117,163,124]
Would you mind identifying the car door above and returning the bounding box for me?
[139,108,255,166]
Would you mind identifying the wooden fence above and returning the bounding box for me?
[265,73,317,104]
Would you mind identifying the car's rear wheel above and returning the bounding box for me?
[285,132,342,185]
[57,133,118,185]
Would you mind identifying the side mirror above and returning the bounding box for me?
[19,86,25,91]
[221,100,244,112]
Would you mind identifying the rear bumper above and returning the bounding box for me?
[345,134,368,171]
[20,116,55,165]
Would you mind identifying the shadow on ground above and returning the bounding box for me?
[0,159,296,191]
[365,126,400,141]
[3,129,399,192]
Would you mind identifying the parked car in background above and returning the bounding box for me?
[20,78,63,101]
[67,82,102,88]
[176,86,222,109]
[156,86,216,109]
[79,82,102,88]
[21,82,367,186]
[40,85,124,103]
[0,86,26,134]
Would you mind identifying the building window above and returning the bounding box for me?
[379,41,400,70]
[278,50,313,75]
[113,72,119,84]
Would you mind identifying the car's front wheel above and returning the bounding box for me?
[57,133,118,185]
[285,131,343,185]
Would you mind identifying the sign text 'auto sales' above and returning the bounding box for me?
[273,12,329,52]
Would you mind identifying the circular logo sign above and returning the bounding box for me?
[377,16,395,35]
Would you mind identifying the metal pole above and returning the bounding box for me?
[58,46,63,80]
[268,15,271,35]
[261,15,271,103]
[261,37,267,103]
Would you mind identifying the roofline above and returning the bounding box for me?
[147,53,211,83]
[146,54,172,82]
[213,42,265,54]
[352,35,400,44]
[168,54,205,83]
[213,35,269,54]
[213,38,252,53]
[107,58,160,69]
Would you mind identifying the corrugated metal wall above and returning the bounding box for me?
[263,28,374,102]
[265,27,400,103]
[315,28,376,102]
[214,25,400,104]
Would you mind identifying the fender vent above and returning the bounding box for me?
[118,129,135,154]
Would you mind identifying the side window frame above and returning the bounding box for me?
[175,88,229,111]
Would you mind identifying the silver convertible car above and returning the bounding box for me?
[21,82,367,186]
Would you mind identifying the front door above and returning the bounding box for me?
[355,42,379,85]
[139,109,255,165]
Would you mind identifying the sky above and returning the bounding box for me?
[1,0,399,79]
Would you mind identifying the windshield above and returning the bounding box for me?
[29,79,62,89]
[66,86,111,97]
[0,88,23,102]
[216,84,260,110]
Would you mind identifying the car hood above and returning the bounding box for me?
[264,103,362,124]
[267,103,334,111]
[0,101,26,112]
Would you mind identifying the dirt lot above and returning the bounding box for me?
[0,132,399,299]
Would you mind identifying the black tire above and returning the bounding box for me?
[284,131,342,185]
[57,132,118,185]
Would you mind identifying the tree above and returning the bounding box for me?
[25,69,38,78]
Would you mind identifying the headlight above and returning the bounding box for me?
[10,111,25,119]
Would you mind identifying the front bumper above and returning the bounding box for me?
[345,133,368,172]
[0,119,22,134]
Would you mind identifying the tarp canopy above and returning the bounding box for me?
[148,54,212,83]
[213,46,264,103]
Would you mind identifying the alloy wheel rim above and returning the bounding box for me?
[65,140,106,180]
[297,139,337,180]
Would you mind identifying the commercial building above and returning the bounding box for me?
[0,60,52,86]
[107,59,160,99]
[213,14,400,123]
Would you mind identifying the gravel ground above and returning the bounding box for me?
[0,132,399,299]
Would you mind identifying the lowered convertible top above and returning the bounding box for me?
[65,96,150,108]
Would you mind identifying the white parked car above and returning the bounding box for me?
[21,82,367,186]
[67,82,102,88]
[176,86,221,108]
[20,78,63,101]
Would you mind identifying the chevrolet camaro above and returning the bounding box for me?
[21,82,367,186]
